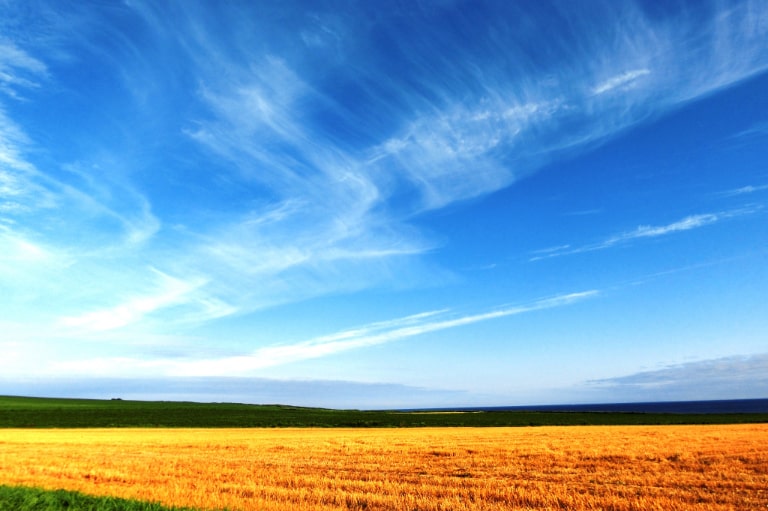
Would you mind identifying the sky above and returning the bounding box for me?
[1,0,767,409]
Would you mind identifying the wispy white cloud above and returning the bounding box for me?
[363,0,768,213]
[23,290,597,379]
[0,45,167,325]
[169,47,441,311]
[160,290,598,376]
[57,268,235,332]
[0,290,599,379]
[530,207,759,261]
[1,50,160,253]
[729,121,768,140]
[530,244,572,257]
[0,226,59,265]
[0,39,47,98]
[611,213,721,240]
[371,99,558,210]
[719,184,768,196]
[0,42,51,222]
[592,68,651,95]
[0,110,32,170]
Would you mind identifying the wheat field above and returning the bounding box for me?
[1,425,766,510]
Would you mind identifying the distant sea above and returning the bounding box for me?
[418,398,768,414]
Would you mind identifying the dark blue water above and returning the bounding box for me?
[414,398,768,414]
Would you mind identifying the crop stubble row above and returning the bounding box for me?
[0,425,766,510]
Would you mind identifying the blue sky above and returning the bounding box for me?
[1,0,767,408]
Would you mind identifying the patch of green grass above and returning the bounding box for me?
[1,395,766,428]
[0,485,205,511]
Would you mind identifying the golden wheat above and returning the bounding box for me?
[1,425,766,510]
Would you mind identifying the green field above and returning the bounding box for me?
[0,485,201,511]
[1,395,767,428]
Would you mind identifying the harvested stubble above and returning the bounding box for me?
[1,425,766,510]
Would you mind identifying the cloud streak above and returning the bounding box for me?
[0,39,47,99]
[592,68,651,95]
[58,269,206,331]
[40,290,598,378]
[530,207,760,261]
[719,184,768,197]
[162,290,599,376]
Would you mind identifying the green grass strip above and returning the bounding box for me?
[0,485,209,511]
[1,395,767,428]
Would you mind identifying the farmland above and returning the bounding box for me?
[1,425,766,510]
